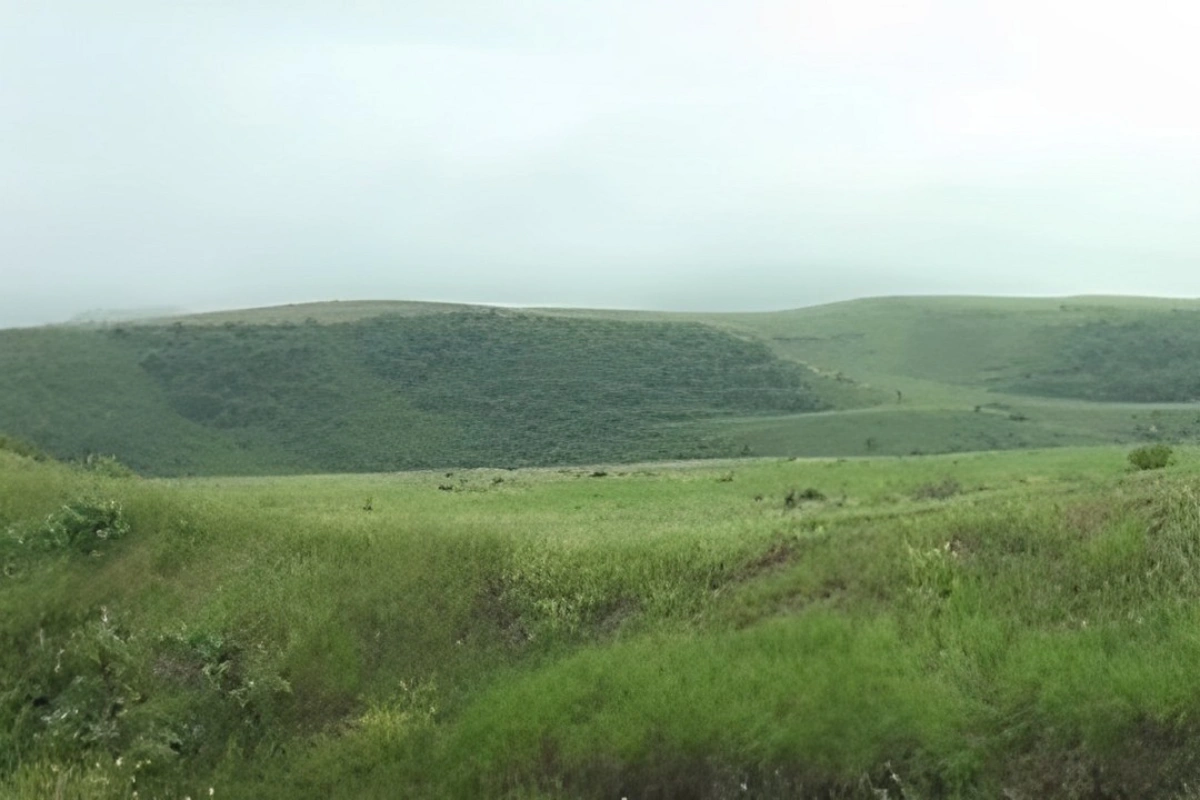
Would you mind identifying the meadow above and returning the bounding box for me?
[7,442,1200,797]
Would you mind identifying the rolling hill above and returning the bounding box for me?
[4,295,1200,474]
[0,309,849,475]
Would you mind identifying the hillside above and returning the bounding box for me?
[7,444,1200,797]
[6,295,1200,474]
[686,295,1200,457]
[153,295,1200,405]
[998,311,1200,401]
[699,295,1200,398]
[0,310,841,475]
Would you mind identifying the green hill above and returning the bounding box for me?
[171,295,1200,405]
[997,311,1200,401]
[0,310,839,475]
[6,295,1200,474]
[695,295,1200,397]
[680,296,1200,457]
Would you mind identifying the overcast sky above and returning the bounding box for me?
[3,1,1199,326]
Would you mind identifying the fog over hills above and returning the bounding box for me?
[4,2,1200,327]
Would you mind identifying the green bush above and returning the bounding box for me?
[1129,444,1173,471]
[10,499,130,553]
[0,434,46,461]
[80,453,136,478]
[912,477,962,500]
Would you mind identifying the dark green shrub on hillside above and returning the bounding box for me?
[1129,444,1173,471]
[1005,313,1200,402]
[80,453,137,478]
[3,610,291,782]
[154,628,292,713]
[784,487,825,508]
[11,613,145,762]
[0,434,46,461]
[912,478,961,500]
[10,499,130,553]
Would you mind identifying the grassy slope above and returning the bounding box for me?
[171,294,1200,402]
[150,294,1200,403]
[682,296,1200,457]
[452,296,1200,459]
[1,312,840,475]
[7,446,1200,797]
[8,294,1200,473]
[0,328,294,475]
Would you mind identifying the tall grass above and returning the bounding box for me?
[7,448,1200,797]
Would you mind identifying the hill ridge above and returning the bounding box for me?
[7,295,1200,474]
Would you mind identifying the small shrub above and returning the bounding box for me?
[912,478,961,501]
[155,628,290,710]
[11,499,131,554]
[905,541,959,601]
[1129,444,1173,471]
[785,487,826,508]
[30,613,142,757]
[81,453,136,478]
[0,434,46,461]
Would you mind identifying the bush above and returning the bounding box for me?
[912,478,962,501]
[81,453,137,478]
[784,487,825,508]
[0,434,46,461]
[10,499,131,554]
[1129,444,1173,471]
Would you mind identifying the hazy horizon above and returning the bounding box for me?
[7,289,1189,330]
[4,1,1199,327]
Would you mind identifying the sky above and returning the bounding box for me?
[2,0,1199,327]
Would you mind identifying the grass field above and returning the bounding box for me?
[688,400,1200,458]
[7,443,1200,797]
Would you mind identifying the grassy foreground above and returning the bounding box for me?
[6,446,1200,798]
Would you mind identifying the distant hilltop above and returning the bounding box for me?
[65,306,187,325]
[6,294,1200,476]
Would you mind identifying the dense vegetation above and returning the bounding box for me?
[1,312,828,475]
[0,326,273,475]
[138,312,824,468]
[1001,313,1200,402]
[8,296,1200,474]
[704,296,1200,404]
[7,446,1200,797]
